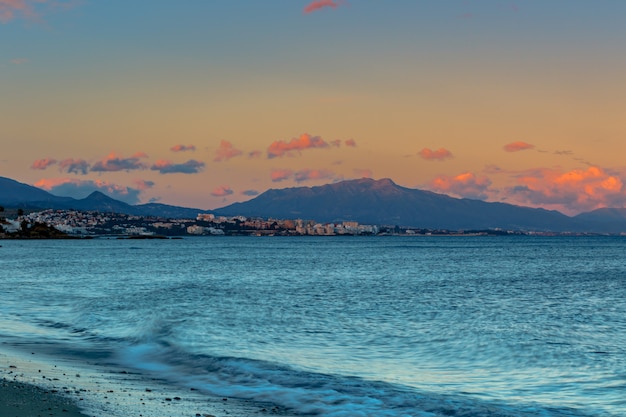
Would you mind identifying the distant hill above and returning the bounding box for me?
[0,176,210,219]
[215,178,590,232]
[0,176,74,206]
[135,202,208,219]
[57,191,144,215]
[574,208,626,233]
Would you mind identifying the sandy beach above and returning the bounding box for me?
[0,377,88,417]
[0,346,293,417]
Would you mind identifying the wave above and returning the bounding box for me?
[113,340,593,417]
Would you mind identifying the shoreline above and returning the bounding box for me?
[0,345,296,417]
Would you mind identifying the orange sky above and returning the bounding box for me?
[1,1,625,215]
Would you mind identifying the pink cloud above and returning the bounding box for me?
[267,133,329,158]
[429,172,492,200]
[330,139,341,147]
[211,185,234,197]
[59,158,89,175]
[214,140,243,162]
[345,138,357,147]
[294,169,337,183]
[303,0,339,14]
[506,166,625,214]
[91,152,148,172]
[504,141,534,152]
[34,177,73,190]
[0,0,76,23]
[170,144,196,152]
[10,57,28,65]
[248,150,262,159]
[133,179,155,191]
[270,168,293,182]
[31,158,57,170]
[418,147,453,161]
[150,159,205,174]
[0,0,35,23]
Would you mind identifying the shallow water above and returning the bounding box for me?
[1,236,625,416]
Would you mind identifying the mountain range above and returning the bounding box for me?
[0,176,211,219]
[2,176,626,233]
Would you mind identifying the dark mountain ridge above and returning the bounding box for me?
[0,176,74,206]
[0,177,211,219]
[2,175,626,232]
[215,178,586,232]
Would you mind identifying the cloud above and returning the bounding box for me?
[505,166,625,214]
[133,179,155,191]
[267,133,329,158]
[34,178,143,205]
[483,164,505,175]
[504,141,534,152]
[214,140,243,162]
[91,152,148,172]
[1,0,36,23]
[270,168,293,182]
[270,167,339,183]
[328,138,357,148]
[294,169,336,183]
[10,57,28,65]
[242,189,260,197]
[303,0,339,14]
[0,0,76,23]
[418,147,453,161]
[170,144,196,152]
[151,159,205,174]
[248,150,262,159]
[59,158,90,175]
[31,158,57,170]
[211,185,234,197]
[429,172,492,200]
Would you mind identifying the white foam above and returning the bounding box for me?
[0,345,281,417]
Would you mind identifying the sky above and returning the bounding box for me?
[2,0,625,215]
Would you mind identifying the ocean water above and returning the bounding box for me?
[0,236,625,416]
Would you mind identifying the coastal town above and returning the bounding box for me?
[1,208,380,238]
[0,208,522,238]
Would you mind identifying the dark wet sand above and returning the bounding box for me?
[0,377,88,417]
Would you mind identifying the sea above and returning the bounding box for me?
[0,236,625,417]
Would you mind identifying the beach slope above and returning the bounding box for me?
[0,378,87,417]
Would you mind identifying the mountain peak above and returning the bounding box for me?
[84,191,111,200]
[344,177,397,188]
